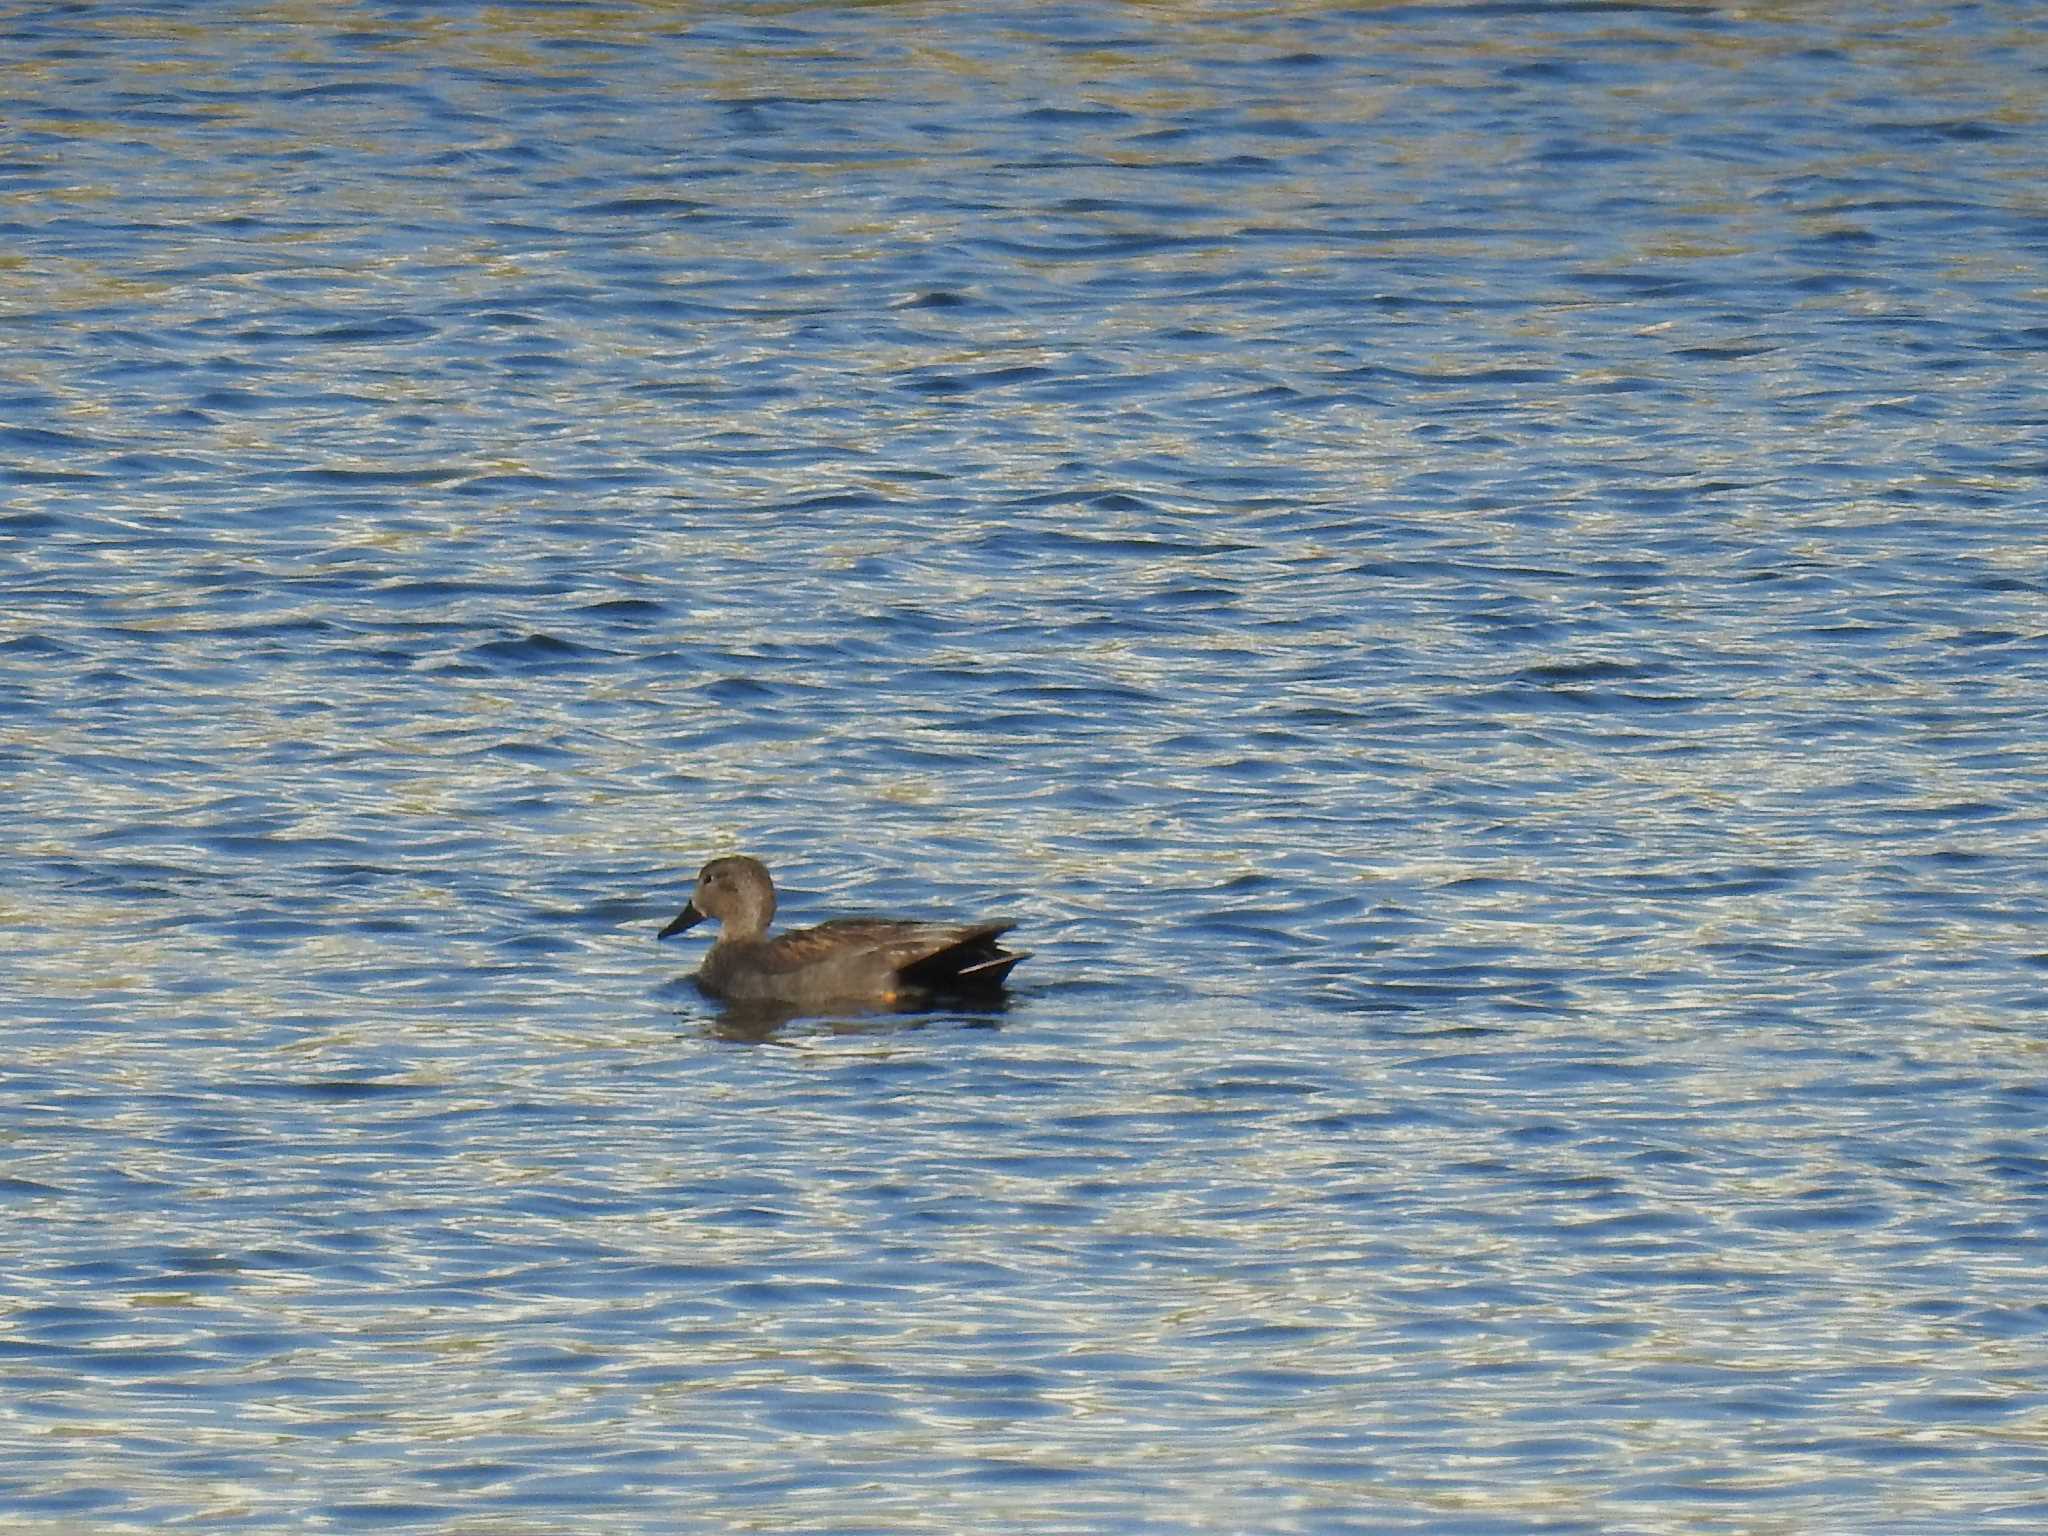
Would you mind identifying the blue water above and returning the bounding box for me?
[6,2,2048,1530]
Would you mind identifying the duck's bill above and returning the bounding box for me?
[658,902,705,939]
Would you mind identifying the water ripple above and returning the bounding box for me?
[5,1,2048,1531]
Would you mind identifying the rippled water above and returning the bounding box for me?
[6,2,2048,1530]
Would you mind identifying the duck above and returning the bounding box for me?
[658,855,1028,1009]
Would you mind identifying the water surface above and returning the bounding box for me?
[4,3,2048,1531]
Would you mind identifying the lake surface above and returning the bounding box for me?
[5,2,2048,1530]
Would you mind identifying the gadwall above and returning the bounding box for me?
[658,855,1029,1008]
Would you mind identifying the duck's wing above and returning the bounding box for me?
[892,921,1030,992]
[787,918,1028,992]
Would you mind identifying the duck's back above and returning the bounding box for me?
[697,917,1024,1005]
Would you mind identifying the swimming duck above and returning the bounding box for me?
[658,855,1028,1008]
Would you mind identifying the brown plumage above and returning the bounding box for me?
[658,855,1028,1009]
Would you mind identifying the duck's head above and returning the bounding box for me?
[659,855,776,941]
